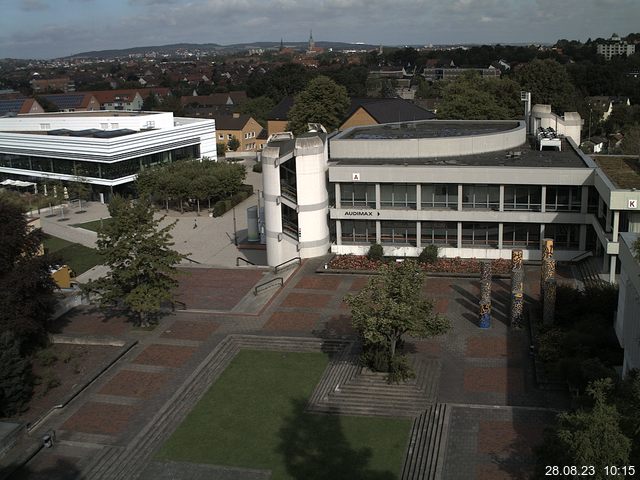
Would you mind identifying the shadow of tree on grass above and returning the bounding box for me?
[278,398,396,480]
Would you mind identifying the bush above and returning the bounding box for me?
[387,354,415,384]
[360,343,389,372]
[0,332,33,417]
[240,184,254,195]
[367,243,384,261]
[418,245,439,264]
[212,200,227,217]
[252,161,262,173]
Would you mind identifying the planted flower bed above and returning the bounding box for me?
[328,255,511,275]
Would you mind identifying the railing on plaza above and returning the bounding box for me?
[254,277,284,295]
[236,257,256,266]
[183,256,202,265]
[569,250,593,264]
[274,256,301,274]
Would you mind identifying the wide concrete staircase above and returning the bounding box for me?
[307,344,440,417]
[400,404,450,480]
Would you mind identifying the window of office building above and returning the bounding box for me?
[279,159,297,202]
[503,185,542,211]
[462,185,500,210]
[281,204,299,240]
[544,224,580,249]
[341,220,376,244]
[380,221,417,245]
[462,222,499,247]
[421,184,458,209]
[502,223,540,247]
[421,221,457,246]
[340,183,376,208]
[380,184,417,209]
[545,186,582,212]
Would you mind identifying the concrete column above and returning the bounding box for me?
[416,184,421,211]
[610,255,617,284]
[598,197,603,219]
[375,184,381,210]
[499,185,505,212]
[581,185,589,214]
[579,224,587,251]
[457,184,463,211]
[335,183,341,209]
[540,186,546,213]
[376,220,381,244]
[613,210,620,239]
[603,253,609,273]
[606,208,612,233]
[457,221,462,249]
[416,221,421,248]
[498,223,504,250]
[336,220,342,245]
[540,224,545,252]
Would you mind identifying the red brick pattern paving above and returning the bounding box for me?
[463,367,525,394]
[99,370,170,398]
[424,279,452,295]
[295,276,343,291]
[435,298,449,314]
[324,314,356,335]
[132,344,197,368]
[348,276,370,291]
[161,320,219,341]
[263,311,320,332]
[477,421,544,456]
[51,309,132,336]
[281,292,333,308]
[174,268,265,310]
[466,336,524,359]
[62,402,137,435]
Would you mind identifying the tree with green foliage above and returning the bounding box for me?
[616,370,640,464]
[438,72,522,120]
[621,124,640,155]
[247,63,314,103]
[536,379,631,479]
[516,59,579,113]
[0,201,57,353]
[239,96,275,127]
[287,76,350,134]
[0,332,33,417]
[345,260,450,379]
[227,135,240,152]
[84,197,185,327]
[141,93,159,111]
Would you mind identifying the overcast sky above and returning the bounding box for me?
[0,0,639,59]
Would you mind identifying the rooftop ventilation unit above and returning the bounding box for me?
[537,127,561,151]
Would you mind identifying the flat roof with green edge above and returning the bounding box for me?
[157,349,411,479]
[593,155,640,189]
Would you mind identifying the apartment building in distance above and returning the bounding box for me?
[597,33,636,60]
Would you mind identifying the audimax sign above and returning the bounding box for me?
[344,211,380,216]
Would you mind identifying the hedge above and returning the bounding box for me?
[212,189,252,217]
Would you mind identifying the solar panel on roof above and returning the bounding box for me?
[42,94,84,110]
[0,99,26,115]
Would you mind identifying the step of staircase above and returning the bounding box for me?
[401,404,451,480]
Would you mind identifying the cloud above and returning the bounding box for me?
[20,0,48,11]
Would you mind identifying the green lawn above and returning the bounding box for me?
[157,350,411,480]
[43,235,103,275]
[71,218,113,232]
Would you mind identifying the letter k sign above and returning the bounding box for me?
[629,199,638,209]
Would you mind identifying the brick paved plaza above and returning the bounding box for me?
[17,259,568,480]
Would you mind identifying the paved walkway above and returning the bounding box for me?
[14,259,568,480]
[37,166,267,269]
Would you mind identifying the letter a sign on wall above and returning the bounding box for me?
[352,172,360,181]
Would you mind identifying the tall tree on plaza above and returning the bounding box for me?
[287,76,350,134]
[0,200,57,353]
[516,59,580,114]
[84,196,185,327]
[345,260,450,379]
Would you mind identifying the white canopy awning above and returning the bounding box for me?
[1,179,36,187]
